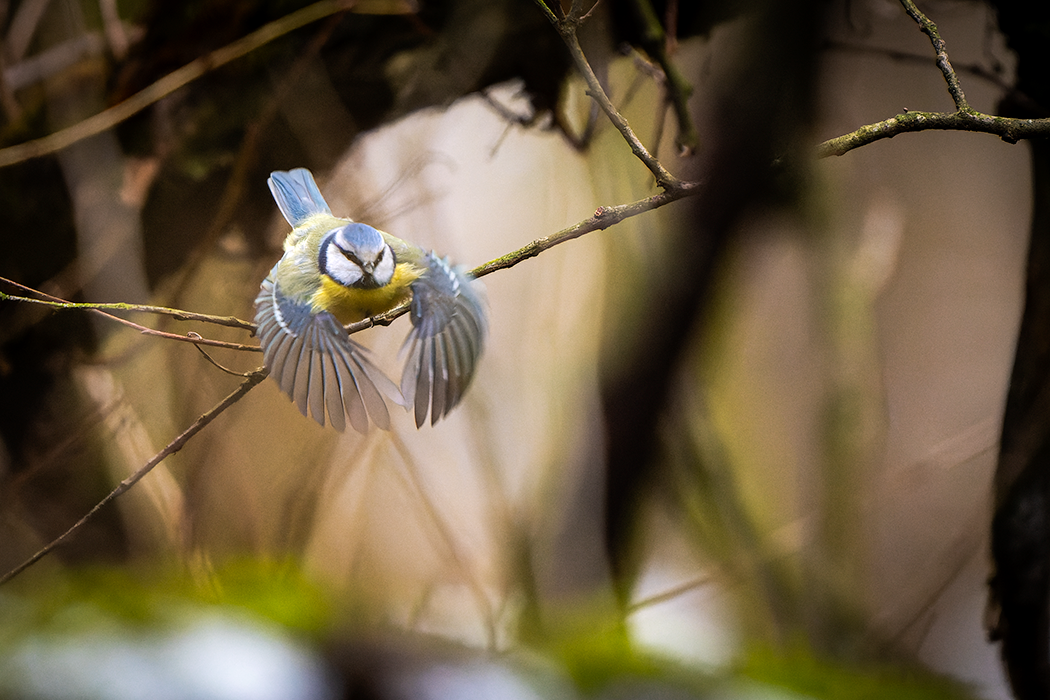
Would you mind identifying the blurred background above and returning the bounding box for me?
[0,0,1034,697]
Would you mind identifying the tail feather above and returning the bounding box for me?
[268,168,331,227]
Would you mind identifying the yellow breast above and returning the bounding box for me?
[311,262,424,324]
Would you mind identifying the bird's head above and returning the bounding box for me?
[319,223,395,289]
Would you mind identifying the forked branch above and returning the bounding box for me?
[820,0,1050,157]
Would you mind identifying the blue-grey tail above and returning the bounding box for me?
[268,168,332,227]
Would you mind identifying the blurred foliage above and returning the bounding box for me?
[0,561,977,699]
[739,643,975,700]
[0,558,332,634]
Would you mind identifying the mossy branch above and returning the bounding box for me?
[818,110,1050,158]
[819,0,1049,157]
[0,278,259,352]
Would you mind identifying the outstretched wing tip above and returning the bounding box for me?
[400,253,488,427]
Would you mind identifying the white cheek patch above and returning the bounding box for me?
[324,250,364,286]
[374,247,395,285]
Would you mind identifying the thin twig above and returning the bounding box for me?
[0,0,355,168]
[472,180,701,276]
[533,0,559,23]
[534,0,681,189]
[0,283,259,352]
[899,0,970,112]
[0,368,269,586]
[188,333,257,376]
[626,574,712,614]
[628,0,698,154]
[0,281,254,330]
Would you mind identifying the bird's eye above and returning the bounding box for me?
[338,246,362,266]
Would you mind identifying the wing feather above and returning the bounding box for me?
[347,349,392,430]
[254,274,398,431]
[429,335,448,426]
[402,253,487,426]
[307,339,326,426]
[321,348,346,433]
[337,349,370,434]
[413,340,433,429]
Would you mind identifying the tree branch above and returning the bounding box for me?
[534,0,682,189]
[0,278,259,352]
[817,0,1048,158]
[817,109,1050,158]
[472,181,701,276]
[899,0,970,112]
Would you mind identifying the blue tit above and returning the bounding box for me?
[254,168,487,432]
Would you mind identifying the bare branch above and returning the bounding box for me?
[817,0,1037,158]
[533,0,559,23]
[473,181,701,276]
[817,109,1050,158]
[899,0,970,112]
[0,367,269,586]
[0,280,255,330]
[188,333,258,376]
[533,0,682,189]
[0,280,259,352]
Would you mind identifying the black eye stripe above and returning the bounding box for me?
[337,245,362,265]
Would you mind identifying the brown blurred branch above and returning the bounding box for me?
[0,0,355,168]
[627,0,698,154]
[0,367,269,586]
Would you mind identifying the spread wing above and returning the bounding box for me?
[401,253,487,427]
[268,168,332,227]
[255,273,399,432]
